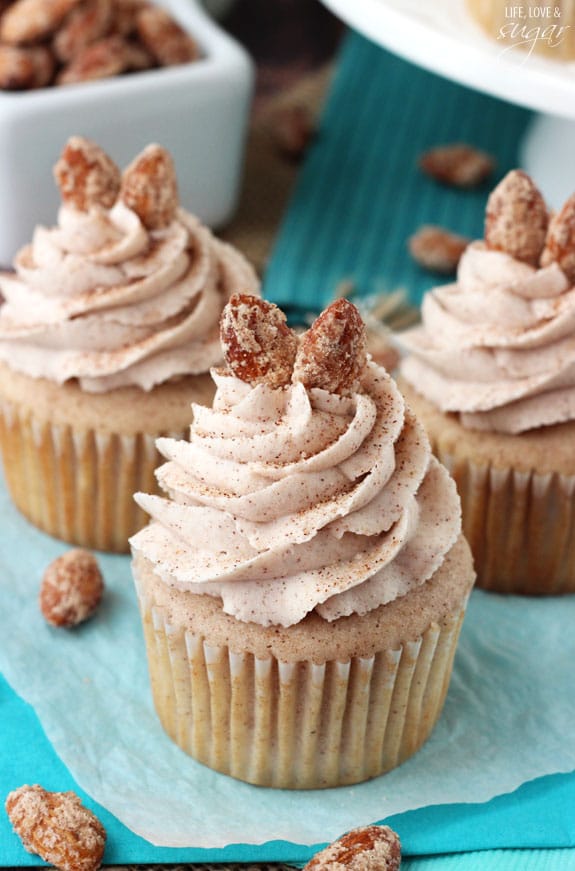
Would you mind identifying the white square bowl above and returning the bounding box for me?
[0,0,254,263]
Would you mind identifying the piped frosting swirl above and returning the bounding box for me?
[400,170,575,434]
[130,296,462,628]
[0,138,259,393]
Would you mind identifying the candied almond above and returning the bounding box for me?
[39,548,104,627]
[120,143,179,229]
[56,33,132,84]
[220,293,298,388]
[484,169,548,266]
[6,785,106,871]
[54,136,121,211]
[109,0,147,36]
[408,224,469,274]
[135,6,199,66]
[0,44,54,89]
[53,0,112,64]
[419,143,494,188]
[540,192,575,283]
[0,0,81,45]
[293,298,367,395]
[304,825,401,871]
[269,103,316,162]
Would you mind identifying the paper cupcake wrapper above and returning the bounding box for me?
[436,445,575,595]
[135,579,467,789]
[0,398,182,553]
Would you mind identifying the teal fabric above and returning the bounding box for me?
[263,32,533,317]
[2,28,574,871]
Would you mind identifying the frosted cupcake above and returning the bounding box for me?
[130,294,475,789]
[0,137,259,552]
[399,169,575,594]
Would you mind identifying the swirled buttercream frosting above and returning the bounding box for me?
[130,295,462,628]
[400,170,575,434]
[0,138,259,393]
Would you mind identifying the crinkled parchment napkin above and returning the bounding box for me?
[1,479,575,847]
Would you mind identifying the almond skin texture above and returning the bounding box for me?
[120,143,178,229]
[53,136,121,211]
[135,6,199,66]
[293,298,367,395]
[5,785,106,871]
[220,293,298,388]
[40,548,104,627]
[541,192,575,283]
[0,0,81,45]
[484,169,548,266]
[304,825,401,871]
[408,224,470,274]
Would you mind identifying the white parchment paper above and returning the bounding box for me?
[1,478,575,848]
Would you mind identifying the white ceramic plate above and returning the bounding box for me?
[320,0,575,119]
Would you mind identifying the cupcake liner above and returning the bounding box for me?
[0,398,184,553]
[135,576,467,789]
[437,445,575,595]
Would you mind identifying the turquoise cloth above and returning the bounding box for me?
[264,33,533,315]
[2,29,575,871]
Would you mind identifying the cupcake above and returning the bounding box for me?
[130,294,475,789]
[399,169,575,595]
[466,0,575,61]
[0,136,259,552]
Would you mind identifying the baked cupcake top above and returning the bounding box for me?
[130,295,462,628]
[400,169,575,434]
[0,137,259,393]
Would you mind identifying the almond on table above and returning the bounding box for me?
[5,785,106,871]
[39,548,104,627]
[420,143,494,188]
[303,824,401,871]
[408,224,470,274]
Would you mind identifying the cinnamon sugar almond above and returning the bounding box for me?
[53,135,121,211]
[293,298,367,395]
[220,293,298,388]
[541,192,575,283]
[304,825,401,871]
[419,143,494,188]
[408,224,470,274]
[484,169,548,266]
[120,143,178,229]
[40,548,104,627]
[5,785,106,871]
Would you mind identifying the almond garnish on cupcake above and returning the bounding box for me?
[130,294,474,788]
[0,135,259,552]
[399,168,575,594]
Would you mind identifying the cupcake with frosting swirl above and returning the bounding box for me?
[0,136,259,552]
[399,169,575,593]
[130,294,475,789]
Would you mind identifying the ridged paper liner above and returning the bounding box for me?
[436,445,575,595]
[135,579,467,789]
[0,398,185,553]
